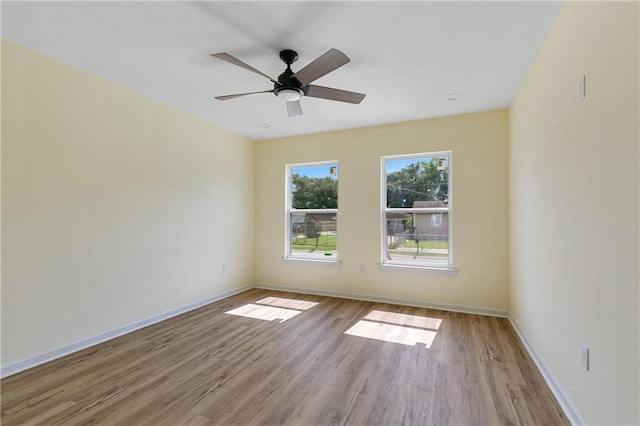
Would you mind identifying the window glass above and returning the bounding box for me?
[287,163,338,260]
[383,153,451,268]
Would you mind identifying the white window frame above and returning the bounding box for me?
[285,160,339,262]
[380,151,454,271]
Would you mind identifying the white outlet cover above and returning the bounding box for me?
[577,75,586,102]
[581,343,590,371]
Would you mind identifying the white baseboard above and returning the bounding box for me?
[507,315,585,426]
[0,285,252,379]
[254,282,509,318]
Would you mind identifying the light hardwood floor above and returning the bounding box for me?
[1,289,568,425]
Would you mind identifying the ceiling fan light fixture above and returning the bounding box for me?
[277,88,302,102]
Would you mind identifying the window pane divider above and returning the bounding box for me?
[290,208,338,214]
[384,207,449,213]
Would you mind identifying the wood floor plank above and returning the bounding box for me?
[1,289,568,425]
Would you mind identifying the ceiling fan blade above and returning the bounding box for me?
[292,48,350,86]
[306,85,366,104]
[211,53,277,84]
[215,90,273,101]
[286,100,303,118]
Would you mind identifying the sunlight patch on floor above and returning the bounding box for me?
[364,310,442,330]
[344,310,442,348]
[254,296,318,311]
[225,296,318,323]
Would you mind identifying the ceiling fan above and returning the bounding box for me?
[211,48,366,118]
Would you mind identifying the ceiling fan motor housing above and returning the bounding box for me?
[274,50,306,99]
[279,49,298,65]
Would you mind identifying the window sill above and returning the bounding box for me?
[378,262,458,275]
[282,257,342,267]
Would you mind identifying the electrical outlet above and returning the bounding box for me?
[359,264,366,273]
[577,75,586,102]
[222,263,227,273]
[581,343,590,371]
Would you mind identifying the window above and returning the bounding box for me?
[285,161,338,261]
[382,152,452,268]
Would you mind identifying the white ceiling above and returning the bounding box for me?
[1,1,565,140]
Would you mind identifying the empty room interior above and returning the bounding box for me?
[1,1,639,425]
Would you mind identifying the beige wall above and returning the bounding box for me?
[5,3,638,421]
[1,40,255,365]
[255,110,510,312]
[509,2,639,424]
